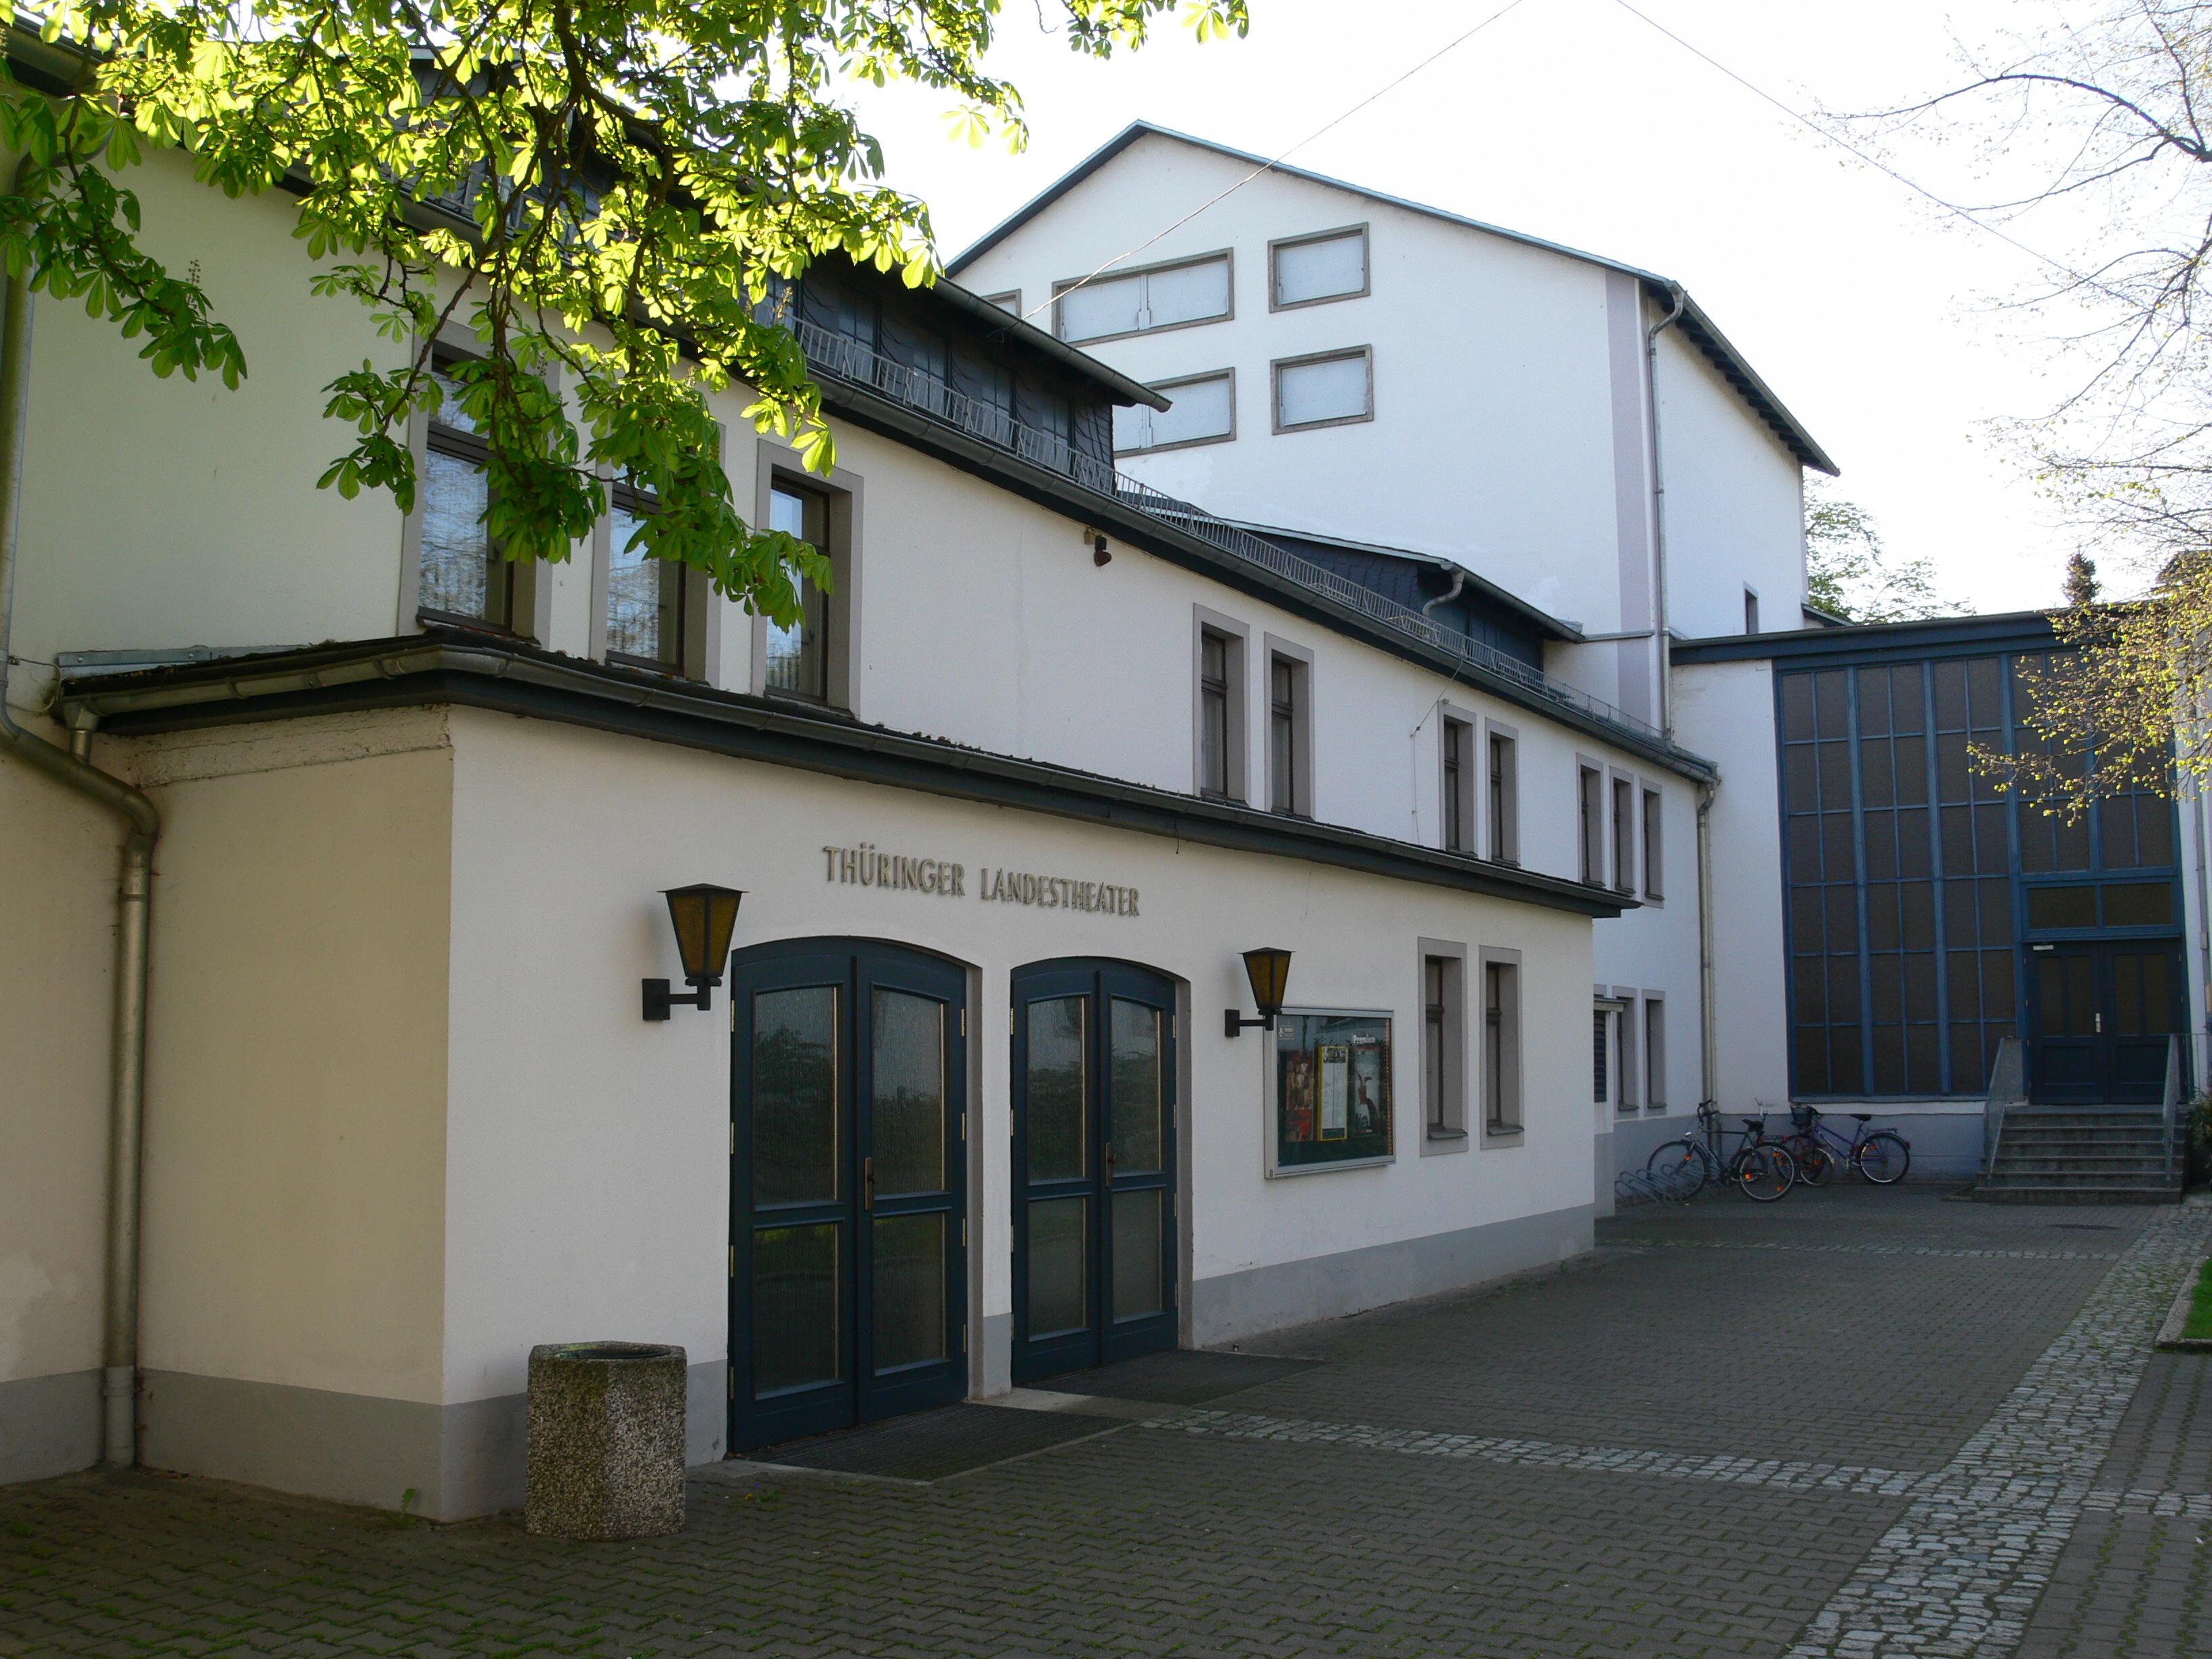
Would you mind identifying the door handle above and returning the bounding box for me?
[2095,1012,2102,1035]
[863,1155,875,1212]
[1104,1141,1113,1180]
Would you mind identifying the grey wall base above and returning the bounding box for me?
[0,1368,99,1485]
[141,1359,726,1522]
[1592,1129,1615,1219]
[1190,1201,1594,1347]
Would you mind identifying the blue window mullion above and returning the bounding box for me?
[1847,670,1875,1092]
[1925,659,1952,1094]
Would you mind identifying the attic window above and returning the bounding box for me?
[1054,253,1231,344]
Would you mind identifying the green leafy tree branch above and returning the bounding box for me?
[0,0,1248,623]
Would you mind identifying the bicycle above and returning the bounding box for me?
[1643,1103,1798,1202]
[1777,1105,1912,1187]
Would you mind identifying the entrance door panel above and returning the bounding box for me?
[732,942,966,1452]
[1012,961,1177,1384]
[2028,941,2183,1104]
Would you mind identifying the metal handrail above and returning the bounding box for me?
[792,318,1669,747]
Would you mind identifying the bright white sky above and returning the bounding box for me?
[848,0,2127,616]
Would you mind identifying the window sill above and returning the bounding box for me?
[1425,1126,1468,1141]
[1482,1123,1525,1143]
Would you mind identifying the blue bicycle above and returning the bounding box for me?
[1776,1104,1911,1186]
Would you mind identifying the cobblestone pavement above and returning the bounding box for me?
[1,1188,2205,1658]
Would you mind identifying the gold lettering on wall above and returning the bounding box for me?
[818,843,1140,918]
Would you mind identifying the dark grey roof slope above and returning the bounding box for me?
[950,121,1837,475]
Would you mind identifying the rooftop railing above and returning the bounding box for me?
[794,316,1668,747]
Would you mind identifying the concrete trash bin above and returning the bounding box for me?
[525,1341,687,1539]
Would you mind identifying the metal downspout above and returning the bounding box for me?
[0,268,160,1469]
[1696,776,1718,1109]
[1645,283,1685,740]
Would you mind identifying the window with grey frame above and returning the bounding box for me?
[1642,786,1664,899]
[1578,765,1603,884]
[605,480,685,672]
[1270,226,1368,309]
[1610,775,1635,893]
[1422,954,1465,1139]
[1273,347,1372,431]
[417,360,516,630]
[1054,253,1230,344]
[1442,716,1475,853]
[1483,960,1521,1133]
[1744,588,1762,635]
[1591,1008,1611,1105]
[1198,626,1238,800]
[1488,729,1519,863]
[1268,652,1308,816]
[1644,997,1667,1109]
[764,480,832,701]
[1114,370,1234,455]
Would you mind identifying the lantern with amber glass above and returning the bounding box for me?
[642,884,744,1021]
[1224,946,1294,1038]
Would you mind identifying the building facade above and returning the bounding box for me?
[1676,615,2205,1168]
[949,122,1837,1174]
[3,123,1694,1513]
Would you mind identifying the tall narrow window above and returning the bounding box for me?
[605,483,685,671]
[1611,775,1635,893]
[1422,954,1463,1139]
[1488,729,1519,863]
[1199,629,1231,798]
[1483,959,1521,1134]
[1744,588,1761,634]
[1591,1009,1610,1105]
[417,363,515,630]
[1442,716,1475,852]
[1579,765,1604,884]
[1644,997,1667,1110]
[1267,651,1310,816]
[1642,787,1664,899]
[765,483,831,700]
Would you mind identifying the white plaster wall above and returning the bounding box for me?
[131,715,453,1404]
[953,134,1629,634]
[712,413,1694,914]
[1672,659,1792,1111]
[0,718,117,1397]
[1655,328,1809,640]
[5,148,407,699]
[436,706,1597,1407]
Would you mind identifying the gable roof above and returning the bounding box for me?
[950,121,1839,476]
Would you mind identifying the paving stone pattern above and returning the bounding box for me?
[2018,1351,2212,1657]
[1784,1202,2211,1658]
[0,1187,2204,1659]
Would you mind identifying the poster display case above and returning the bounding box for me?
[1270,1008,1393,1173]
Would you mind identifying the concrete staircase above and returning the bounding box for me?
[1976,1107,2183,1204]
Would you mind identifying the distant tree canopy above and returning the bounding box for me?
[1803,484,1966,624]
[0,0,1248,624]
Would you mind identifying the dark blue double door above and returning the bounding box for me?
[2028,940,2184,1104]
[1012,960,1178,1383]
[730,941,967,1452]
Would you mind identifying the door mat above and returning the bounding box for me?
[1049,1349,1323,1406]
[754,1404,1115,1481]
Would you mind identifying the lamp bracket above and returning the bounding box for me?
[1223,1008,1277,1040]
[643,979,715,1022]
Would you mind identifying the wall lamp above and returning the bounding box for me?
[1224,946,1294,1038]
[642,884,744,1021]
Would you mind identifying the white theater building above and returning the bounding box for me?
[952,123,1841,1179]
[0,79,1764,1515]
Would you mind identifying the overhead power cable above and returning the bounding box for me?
[1025,0,1540,321]
[1605,0,2114,299]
